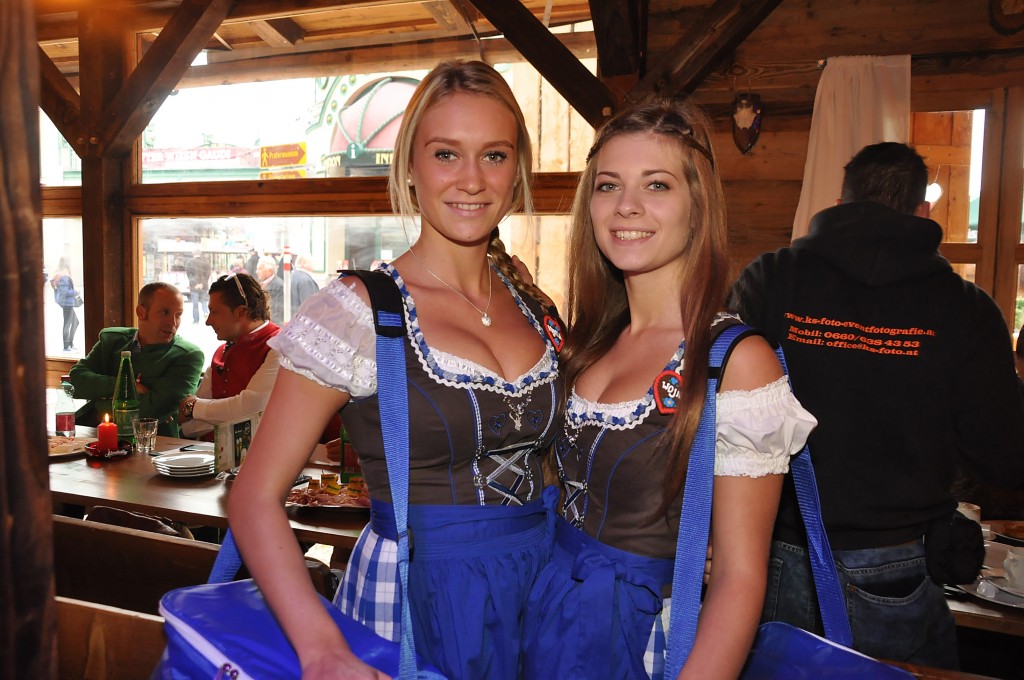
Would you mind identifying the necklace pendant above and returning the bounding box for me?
[481,314,493,327]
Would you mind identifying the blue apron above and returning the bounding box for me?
[523,516,673,680]
[359,486,557,680]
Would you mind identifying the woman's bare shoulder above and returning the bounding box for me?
[720,333,784,392]
[336,274,373,308]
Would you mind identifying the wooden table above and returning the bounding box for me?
[946,519,1024,638]
[889,662,1000,679]
[48,433,368,549]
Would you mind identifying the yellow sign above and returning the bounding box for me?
[260,143,307,168]
[259,169,307,180]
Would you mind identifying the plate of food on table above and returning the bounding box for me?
[285,472,369,512]
[47,435,97,459]
[994,521,1024,546]
[960,577,1024,609]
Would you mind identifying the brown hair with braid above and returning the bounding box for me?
[389,60,549,305]
[487,229,551,309]
[562,99,730,516]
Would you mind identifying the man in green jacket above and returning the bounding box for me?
[70,282,204,437]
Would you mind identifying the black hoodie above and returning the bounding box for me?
[730,201,1024,549]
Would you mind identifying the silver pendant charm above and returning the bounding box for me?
[481,314,492,327]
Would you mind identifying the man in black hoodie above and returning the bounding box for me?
[730,142,1024,669]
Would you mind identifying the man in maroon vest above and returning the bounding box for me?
[178,272,280,438]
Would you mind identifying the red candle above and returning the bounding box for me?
[97,414,119,451]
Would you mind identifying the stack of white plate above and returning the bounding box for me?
[152,451,217,478]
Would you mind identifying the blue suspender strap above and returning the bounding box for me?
[207,527,242,584]
[373,306,420,678]
[772,349,852,646]
[663,325,739,675]
[355,269,441,679]
[663,324,852,677]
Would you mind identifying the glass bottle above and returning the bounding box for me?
[112,350,140,444]
[340,424,361,483]
[55,375,77,437]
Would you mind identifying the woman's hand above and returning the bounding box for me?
[703,542,713,586]
[324,437,342,463]
[511,254,534,285]
[301,649,391,680]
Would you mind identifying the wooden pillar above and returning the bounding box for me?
[78,9,130,348]
[0,0,57,677]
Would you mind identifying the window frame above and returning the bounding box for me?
[914,87,1024,328]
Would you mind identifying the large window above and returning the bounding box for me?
[913,88,1024,334]
[39,112,81,187]
[136,60,593,184]
[39,55,589,365]
[139,214,569,369]
[43,218,85,357]
[913,110,984,246]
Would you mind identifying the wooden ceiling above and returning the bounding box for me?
[36,0,596,77]
[34,0,785,136]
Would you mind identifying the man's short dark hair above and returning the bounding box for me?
[840,142,929,215]
[209,272,270,322]
[138,281,181,308]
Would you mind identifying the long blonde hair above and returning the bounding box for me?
[389,60,545,303]
[562,99,730,512]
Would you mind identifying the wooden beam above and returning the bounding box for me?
[36,0,422,38]
[227,0,418,23]
[123,172,580,215]
[589,0,646,108]
[993,86,1024,325]
[93,0,237,158]
[423,1,474,33]
[589,0,646,77]
[78,8,131,338]
[182,31,598,89]
[630,0,783,101]
[38,45,87,157]
[211,31,234,50]
[247,17,305,47]
[1,0,57,677]
[466,0,614,127]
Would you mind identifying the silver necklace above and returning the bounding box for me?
[410,248,494,327]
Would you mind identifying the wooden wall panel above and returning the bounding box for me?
[654,0,1024,69]
[536,214,570,313]
[539,75,572,172]
[660,0,1024,277]
[947,164,972,243]
[724,179,802,273]
[914,111,975,244]
[711,128,808,182]
[513,62,542,167]
[913,111,954,145]
[928,165,952,233]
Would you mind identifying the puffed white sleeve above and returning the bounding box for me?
[714,376,817,477]
[267,278,379,397]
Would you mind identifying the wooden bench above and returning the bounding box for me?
[52,515,220,616]
[56,597,166,680]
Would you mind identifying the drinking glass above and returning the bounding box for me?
[133,417,159,455]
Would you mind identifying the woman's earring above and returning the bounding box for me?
[406,177,413,186]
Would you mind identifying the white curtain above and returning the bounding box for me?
[791,55,911,240]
